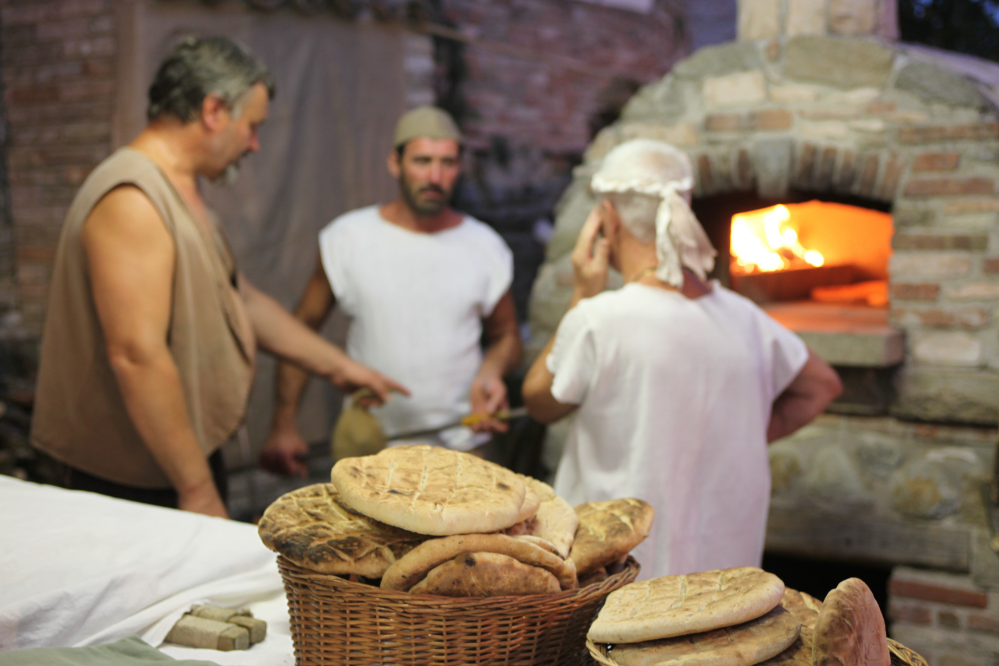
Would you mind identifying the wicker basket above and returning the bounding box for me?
[278,555,640,666]
[586,635,927,665]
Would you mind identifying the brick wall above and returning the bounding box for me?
[890,562,999,665]
[0,0,116,333]
[443,0,687,155]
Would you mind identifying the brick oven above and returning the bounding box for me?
[526,1,999,662]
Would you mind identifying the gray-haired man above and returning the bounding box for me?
[31,36,405,518]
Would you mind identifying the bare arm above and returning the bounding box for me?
[766,349,843,443]
[259,256,336,476]
[468,291,523,432]
[523,207,610,425]
[83,186,227,518]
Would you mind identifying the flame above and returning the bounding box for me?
[731,204,824,273]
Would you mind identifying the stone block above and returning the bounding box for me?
[705,109,792,133]
[814,146,838,190]
[984,259,999,275]
[703,70,766,107]
[899,123,999,144]
[784,36,895,89]
[849,118,887,132]
[619,121,699,147]
[947,283,999,301]
[905,178,995,197]
[877,153,905,200]
[620,77,686,122]
[829,0,877,34]
[804,445,875,511]
[896,61,990,111]
[784,0,826,37]
[767,508,971,569]
[892,233,989,251]
[836,149,859,192]
[893,204,937,227]
[753,136,793,198]
[971,529,999,590]
[769,83,820,103]
[914,153,961,172]
[890,459,963,519]
[945,200,999,215]
[673,41,760,79]
[911,331,983,367]
[793,142,818,188]
[786,0,827,36]
[891,252,972,278]
[892,366,999,426]
[800,120,850,140]
[737,0,781,40]
[856,152,880,196]
[891,307,990,330]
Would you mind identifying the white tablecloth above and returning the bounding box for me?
[0,476,294,665]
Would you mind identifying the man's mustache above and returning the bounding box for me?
[419,185,446,196]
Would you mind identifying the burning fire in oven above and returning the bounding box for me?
[728,201,893,306]
[731,204,824,273]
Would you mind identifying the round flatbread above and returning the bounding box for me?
[570,498,654,576]
[812,578,890,666]
[757,589,823,665]
[409,551,561,597]
[588,567,786,644]
[257,483,426,577]
[380,532,578,591]
[331,444,527,536]
[517,475,578,559]
[609,603,801,666]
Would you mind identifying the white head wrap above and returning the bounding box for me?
[590,139,716,287]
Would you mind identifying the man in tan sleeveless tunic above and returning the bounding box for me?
[31,37,406,518]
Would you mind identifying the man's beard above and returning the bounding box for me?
[400,174,450,217]
[214,162,240,186]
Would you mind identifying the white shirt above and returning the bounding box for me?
[319,206,513,451]
[548,282,808,579]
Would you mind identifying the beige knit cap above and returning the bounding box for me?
[393,106,462,148]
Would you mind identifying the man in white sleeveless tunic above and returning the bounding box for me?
[31,37,404,518]
[261,107,522,475]
[523,139,842,579]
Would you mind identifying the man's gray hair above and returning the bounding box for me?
[147,36,276,122]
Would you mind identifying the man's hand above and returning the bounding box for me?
[571,205,611,302]
[469,374,509,432]
[260,423,310,478]
[327,357,409,405]
[177,480,229,519]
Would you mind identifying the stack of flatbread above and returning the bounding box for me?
[588,569,892,666]
[258,444,654,598]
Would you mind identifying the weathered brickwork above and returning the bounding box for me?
[1,0,116,332]
[890,565,999,665]
[444,0,686,155]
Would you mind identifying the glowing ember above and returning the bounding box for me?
[730,204,824,273]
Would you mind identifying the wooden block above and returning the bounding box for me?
[165,614,249,651]
[228,615,267,644]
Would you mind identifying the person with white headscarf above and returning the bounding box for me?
[523,139,841,579]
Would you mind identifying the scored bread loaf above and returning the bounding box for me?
[589,567,785,644]
[331,444,530,536]
[409,551,561,597]
[257,483,425,577]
